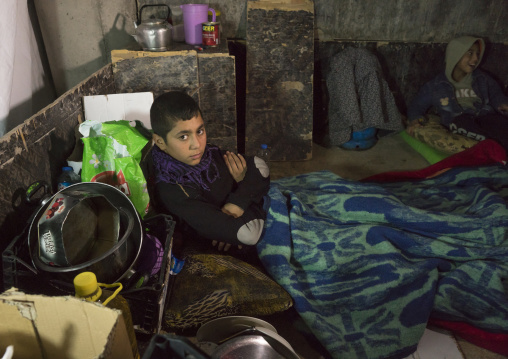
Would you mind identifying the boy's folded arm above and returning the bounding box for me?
[185,199,265,245]
[158,186,265,246]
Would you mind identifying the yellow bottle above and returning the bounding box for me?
[74,272,140,359]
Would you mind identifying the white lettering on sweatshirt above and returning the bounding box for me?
[455,89,478,99]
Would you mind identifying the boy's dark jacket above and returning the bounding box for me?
[151,147,270,247]
[408,36,508,126]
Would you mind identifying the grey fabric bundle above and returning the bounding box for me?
[326,47,404,146]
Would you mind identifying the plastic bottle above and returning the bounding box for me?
[258,144,271,167]
[74,272,140,359]
[57,166,80,191]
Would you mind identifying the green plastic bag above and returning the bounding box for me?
[81,120,150,218]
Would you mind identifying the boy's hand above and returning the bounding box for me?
[406,117,426,136]
[212,240,232,251]
[224,151,247,182]
[222,202,244,218]
[498,104,508,115]
[211,240,244,252]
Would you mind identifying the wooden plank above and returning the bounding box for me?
[248,0,314,11]
[0,65,114,165]
[111,50,200,99]
[0,137,53,265]
[245,0,314,161]
[198,54,237,151]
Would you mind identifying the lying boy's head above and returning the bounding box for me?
[151,91,207,166]
[150,91,202,140]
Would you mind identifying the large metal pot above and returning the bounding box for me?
[27,182,143,285]
[132,4,173,51]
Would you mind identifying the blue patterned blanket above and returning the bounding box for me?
[257,166,508,359]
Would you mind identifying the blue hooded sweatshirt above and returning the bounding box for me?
[407,36,508,126]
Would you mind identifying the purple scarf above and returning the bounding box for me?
[152,144,220,191]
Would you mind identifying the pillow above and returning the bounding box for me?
[399,131,450,165]
[411,115,479,154]
[163,252,293,333]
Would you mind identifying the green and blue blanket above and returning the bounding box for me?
[257,166,508,359]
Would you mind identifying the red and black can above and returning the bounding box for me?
[202,22,220,47]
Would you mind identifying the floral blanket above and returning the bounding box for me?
[257,166,508,359]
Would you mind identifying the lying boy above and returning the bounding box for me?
[149,91,270,253]
[407,36,508,150]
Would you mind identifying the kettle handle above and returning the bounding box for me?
[137,4,171,25]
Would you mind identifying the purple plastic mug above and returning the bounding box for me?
[181,4,216,45]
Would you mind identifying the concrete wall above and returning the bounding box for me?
[34,0,508,95]
[315,0,508,42]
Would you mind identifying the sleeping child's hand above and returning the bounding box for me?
[498,103,508,115]
[224,151,247,182]
[406,117,427,136]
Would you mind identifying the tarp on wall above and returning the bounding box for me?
[0,0,49,137]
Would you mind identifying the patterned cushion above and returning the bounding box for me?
[410,115,479,154]
[163,253,293,333]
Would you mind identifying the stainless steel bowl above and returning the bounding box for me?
[37,190,120,267]
[28,182,143,285]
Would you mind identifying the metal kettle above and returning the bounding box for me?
[133,4,172,51]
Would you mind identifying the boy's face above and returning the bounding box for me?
[454,42,480,81]
[154,114,207,166]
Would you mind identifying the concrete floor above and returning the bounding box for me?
[270,133,429,181]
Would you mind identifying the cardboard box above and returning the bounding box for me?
[82,92,154,130]
[0,288,134,359]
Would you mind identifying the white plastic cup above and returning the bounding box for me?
[180,4,216,45]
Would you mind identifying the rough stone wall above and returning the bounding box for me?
[314,0,508,43]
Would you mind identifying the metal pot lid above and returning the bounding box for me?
[211,334,287,359]
[209,329,300,359]
[196,316,277,343]
[197,316,299,359]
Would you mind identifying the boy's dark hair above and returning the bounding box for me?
[150,91,202,140]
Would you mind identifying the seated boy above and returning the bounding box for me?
[407,36,508,151]
[149,91,270,255]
